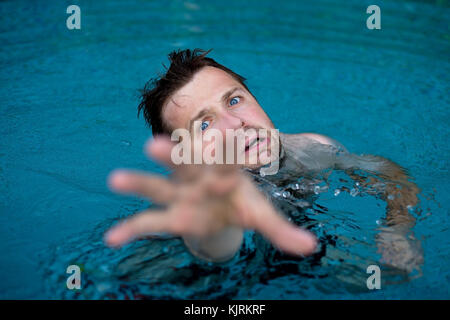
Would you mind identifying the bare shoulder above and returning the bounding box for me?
[297,133,337,146]
[284,132,348,151]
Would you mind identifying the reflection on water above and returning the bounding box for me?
[40,165,424,299]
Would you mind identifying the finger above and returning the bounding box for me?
[145,135,176,166]
[232,178,318,256]
[104,210,172,247]
[145,136,202,179]
[255,210,318,256]
[238,189,317,256]
[108,169,176,204]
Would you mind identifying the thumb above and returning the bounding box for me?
[234,182,318,256]
[256,210,318,256]
[266,217,317,256]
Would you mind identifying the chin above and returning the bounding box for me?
[244,156,272,170]
[243,162,261,170]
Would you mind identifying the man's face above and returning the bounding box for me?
[162,66,276,169]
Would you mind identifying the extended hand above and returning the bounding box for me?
[104,136,317,258]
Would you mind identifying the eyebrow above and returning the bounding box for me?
[221,86,241,104]
[188,86,242,130]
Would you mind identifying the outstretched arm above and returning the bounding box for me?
[105,136,318,263]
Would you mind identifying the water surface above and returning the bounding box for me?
[0,0,449,299]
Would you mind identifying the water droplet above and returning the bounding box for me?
[282,191,291,198]
[376,219,381,225]
[314,186,320,194]
[350,188,359,197]
[387,194,395,200]
[292,183,300,190]
[334,189,341,196]
[273,191,282,197]
[121,140,131,147]
[296,200,310,208]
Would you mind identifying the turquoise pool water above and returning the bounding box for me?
[0,0,449,299]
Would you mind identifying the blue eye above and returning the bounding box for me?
[201,120,210,131]
[229,97,240,106]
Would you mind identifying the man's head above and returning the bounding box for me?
[138,49,277,169]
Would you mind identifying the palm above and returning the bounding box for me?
[105,136,317,258]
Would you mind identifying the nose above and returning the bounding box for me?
[221,110,245,130]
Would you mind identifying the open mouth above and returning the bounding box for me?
[244,136,267,153]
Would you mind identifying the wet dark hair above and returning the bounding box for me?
[137,48,252,135]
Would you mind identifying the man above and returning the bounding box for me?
[104,49,422,270]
